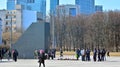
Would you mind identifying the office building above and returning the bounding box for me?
[95,5,103,12]
[50,0,59,15]
[56,5,80,16]
[75,0,95,15]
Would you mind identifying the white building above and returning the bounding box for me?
[0,5,41,33]
[0,18,2,45]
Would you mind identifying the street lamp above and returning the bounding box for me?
[0,18,2,45]
[10,14,13,49]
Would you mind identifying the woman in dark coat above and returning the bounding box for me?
[38,50,46,67]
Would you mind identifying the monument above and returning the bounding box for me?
[13,22,50,59]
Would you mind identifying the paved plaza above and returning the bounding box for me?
[0,56,120,67]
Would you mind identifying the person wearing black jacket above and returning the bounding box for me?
[38,50,46,67]
[13,49,18,62]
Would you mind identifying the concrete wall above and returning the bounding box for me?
[13,22,50,59]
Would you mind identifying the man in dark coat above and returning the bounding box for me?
[13,49,18,62]
[93,48,97,61]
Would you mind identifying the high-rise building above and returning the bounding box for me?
[0,18,2,45]
[50,0,59,15]
[75,0,95,15]
[7,0,16,10]
[56,5,80,16]
[7,0,46,20]
[95,5,103,12]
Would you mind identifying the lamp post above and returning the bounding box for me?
[10,15,13,49]
[0,18,2,45]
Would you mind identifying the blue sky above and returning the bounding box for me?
[0,0,120,11]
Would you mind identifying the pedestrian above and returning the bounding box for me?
[34,50,38,59]
[93,48,97,61]
[13,49,18,62]
[86,48,91,61]
[38,49,46,67]
[81,48,85,61]
[98,49,101,61]
[101,48,106,61]
[76,48,80,60]
[107,51,110,57]
[7,50,11,61]
[60,48,63,57]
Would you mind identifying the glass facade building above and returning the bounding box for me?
[50,0,59,15]
[75,0,95,15]
[95,5,103,12]
[7,0,46,20]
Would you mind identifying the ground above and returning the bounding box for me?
[0,56,120,67]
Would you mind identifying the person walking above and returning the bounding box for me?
[7,50,11,61]
[38,50,46,67]
[13,49,18,62]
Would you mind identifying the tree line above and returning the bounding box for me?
[50,10,120,52]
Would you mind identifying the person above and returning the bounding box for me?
[107,51,110,57]
[86,48,91,61]
[38,49,46,67]
[101,48,106,61]
[34,50,38,59]
[13,49,18,62]
[93,48,97,61]
[0,49,2,61]
[98,49,101,61]
[81,48,85,61]
[76,48,80,60]
[60,48,63,57]
[7,50,11,61]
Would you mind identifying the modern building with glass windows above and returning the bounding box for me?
[95,5,103,12]
[56,5,80,16]
[75,0,95,15]
[50,0,59,15]
[7,0,46,20]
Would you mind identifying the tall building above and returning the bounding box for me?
[75,0,95,15]
[0,18,2,45]
[95,5,103,12]
[7,0,16,10]
[50,0,59,15]
[56,5,80,16]
[7,0,46,20]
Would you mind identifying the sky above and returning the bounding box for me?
[0,0,120,12]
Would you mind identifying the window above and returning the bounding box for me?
[6,22,8,25]
[27,0,34,3]
[6,16,8,19]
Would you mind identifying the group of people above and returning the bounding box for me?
[93,48,108,61]
[76,48,109,61]
[76,48,91,61]
[0,48,18,62]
